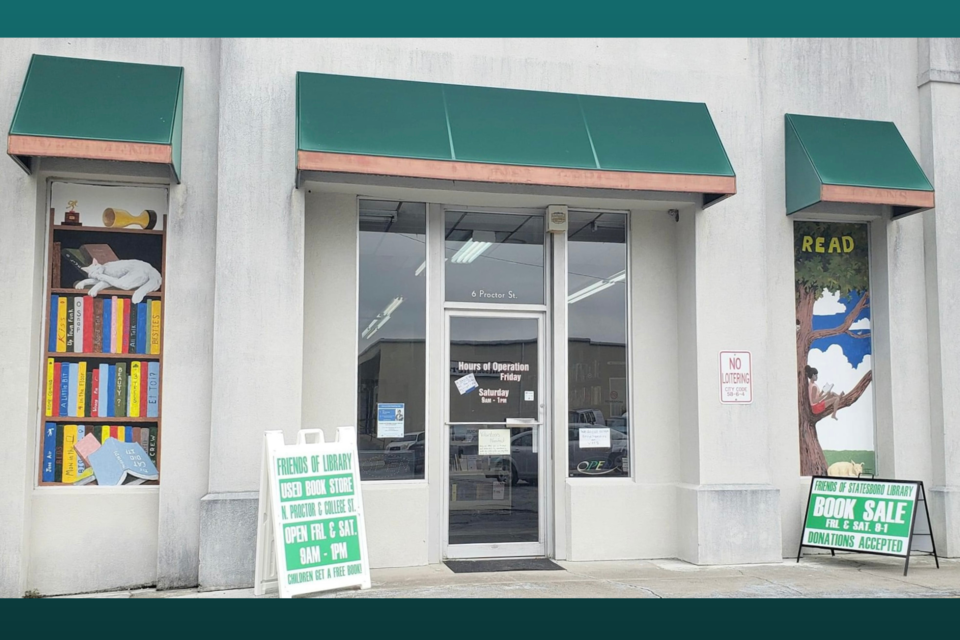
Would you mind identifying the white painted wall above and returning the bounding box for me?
[0,38,218,596]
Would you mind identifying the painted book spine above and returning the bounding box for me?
[76,361,87,418]
[55,425,63,483]
[58,362,69,416]
[103,297,113,354]
[52,361,62,417]
[45,358,54,417]
[115,362,127,418]
[150,300,161,354]
[122,299,130,354]
[49,295,59,352]
[129,362,141,418]
[129,303,138,354]
[67,362,79,416]
[42,423,56,483]
[83,296,93,352]
[93,298,103,353]
[137,303,148,354]
[99,364,109,418]
[62,425,78,484]
[74,296,83,354]
[107,364,116,418]
[147,362,160,418]
[76,425,86,476]
[66,297,75,352]
[56,296,67,352]
[139,361,148,417]
[91,368,100,418]
[148,427,158,465]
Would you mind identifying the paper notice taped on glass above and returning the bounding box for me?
[579,427,611,449]
[455,373,479,395]
[478,429,511,455]
[376,402,404,438]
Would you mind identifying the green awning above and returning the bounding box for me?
[785,114,934,218]
[7,55,184,182]
[297,72,736,206]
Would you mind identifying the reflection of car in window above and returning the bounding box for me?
[568,409,605,426]
[384,431,425,467]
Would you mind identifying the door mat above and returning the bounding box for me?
[444,559,564,573]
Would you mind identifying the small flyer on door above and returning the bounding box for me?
[478,429,511,456]
[455,373,479,395]
[377,403,405,438]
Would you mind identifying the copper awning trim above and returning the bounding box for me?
[298,150,736,196]
[7,135,173,165]
[820,184,935,209]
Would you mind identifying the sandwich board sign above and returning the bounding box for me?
[797,476,939,576]
[254,427,371,597]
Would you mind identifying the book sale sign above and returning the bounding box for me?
[798,477,936,574]
[255,428,370,598]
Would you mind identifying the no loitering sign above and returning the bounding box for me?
[719,351,752,404]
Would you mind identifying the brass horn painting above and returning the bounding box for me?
[794,222,875,477]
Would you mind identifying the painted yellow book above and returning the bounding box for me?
[76,362,87,418]
[129,361,141,418]
[101,425,110,442]
[45,358,54,417]
[113,297,121,354]
[62,425,78,483]
[56,297,67,352]
[150,300,161,355]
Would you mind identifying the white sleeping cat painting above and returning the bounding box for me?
[76,258,162,304]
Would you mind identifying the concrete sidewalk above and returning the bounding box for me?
[59,554,958,599]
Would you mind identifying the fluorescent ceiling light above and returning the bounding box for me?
[450,231,496,264]
[567,271,626,304]
[414,258,448,277]
[361,296,404,339]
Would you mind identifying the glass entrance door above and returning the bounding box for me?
[444,312,545,558]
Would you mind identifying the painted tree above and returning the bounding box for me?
[794,222,872,476]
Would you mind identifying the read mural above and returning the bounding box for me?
[794,222,875,477]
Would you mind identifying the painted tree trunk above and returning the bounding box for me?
[796,285,873,476]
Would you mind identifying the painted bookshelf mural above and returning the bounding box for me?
[39,182,167,486]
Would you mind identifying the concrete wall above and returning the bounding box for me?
[0,38,218,597]
[919,39,960,555]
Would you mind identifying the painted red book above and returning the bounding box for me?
[83,296,93,352]
[93,298,103,352]
[122,299,131,354]
[91,369,100,418]
[139,362,148,417]
[110,425,121,440]
[52,362,62,417]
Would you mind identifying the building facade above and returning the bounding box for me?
[1,38,958,596]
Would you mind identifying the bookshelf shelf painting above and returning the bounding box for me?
[39,181,168,487]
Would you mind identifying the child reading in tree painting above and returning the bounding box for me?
[805,365,844,420]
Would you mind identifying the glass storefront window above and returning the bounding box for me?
[567,211,629,478]
[445,210,544,304]
[357,200,426,480]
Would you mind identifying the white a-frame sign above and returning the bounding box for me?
[254,428,371,598]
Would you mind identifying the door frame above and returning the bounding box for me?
[442,308,550,559]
